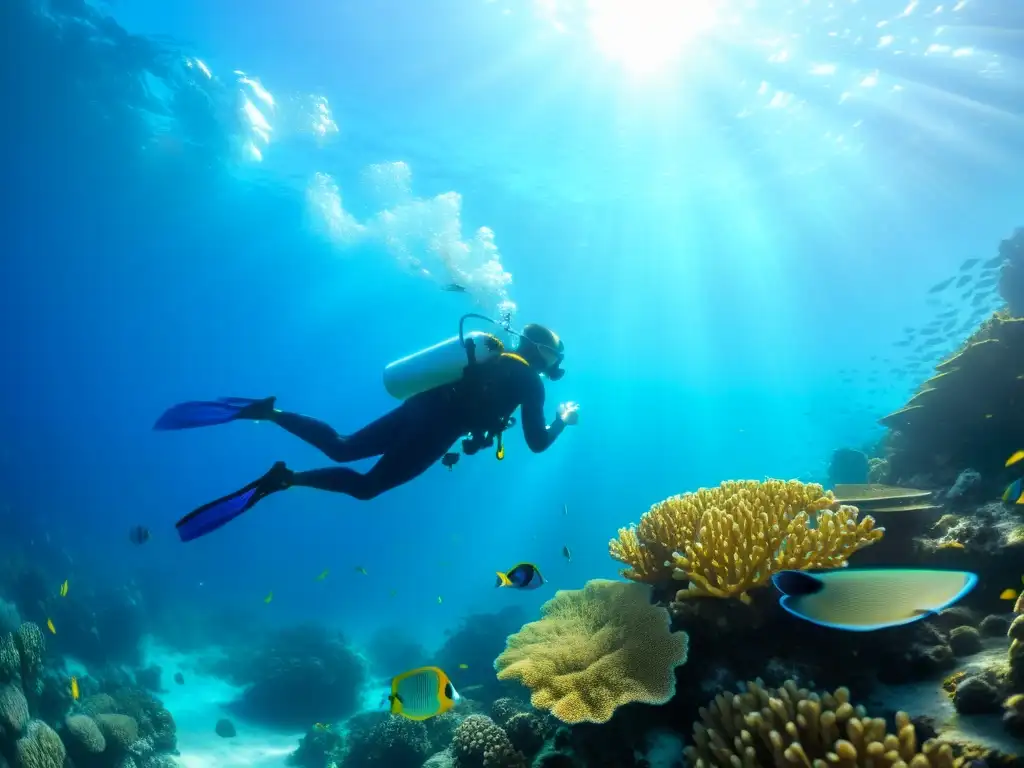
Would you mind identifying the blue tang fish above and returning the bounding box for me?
[495,562,545,590]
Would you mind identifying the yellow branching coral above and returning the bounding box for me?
[687,679,969,768]
[609,479,884,602]
[493,579,688,725]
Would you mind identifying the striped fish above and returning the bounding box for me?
[388,666,459,721]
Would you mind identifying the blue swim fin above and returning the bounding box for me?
[153,396,276,431]
[176,462,292,542]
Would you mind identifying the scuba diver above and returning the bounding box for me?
[154,318,579,542]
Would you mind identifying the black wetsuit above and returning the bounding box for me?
[269,355,565,500]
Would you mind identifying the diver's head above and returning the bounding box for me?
[519,323,565,380]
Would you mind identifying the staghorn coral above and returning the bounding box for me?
[64,713,107,753]
[610,480,883,602]
[685,679,973,768]
[494,579,688,725]
[451,714,525,768]
[15,720,66,768]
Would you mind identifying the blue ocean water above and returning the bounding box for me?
[1,0,1024,762]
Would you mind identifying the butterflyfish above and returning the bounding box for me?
[771,568,978,632]
[316,570,329,581]
[46,619,55,634]
[59,580,68,597]
[263,592,273,604]
[495,563,545,590]
[1008,451,1024,468]
[1001,589,1018,601]
[388,666,459,721]
[1004,478,1023,504]
[70,677,79,701]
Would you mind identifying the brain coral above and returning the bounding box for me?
[15,720,66,768]
[96,713,141,749]
[64,713,107,754]
[494,579,688,725]
[0,683,29,738]
[451,714,525,768]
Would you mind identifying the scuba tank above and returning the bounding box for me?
[382,314,509,401]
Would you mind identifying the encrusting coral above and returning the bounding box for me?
[609,480,884,603]
[686,679,968,768]
[493,579,688,725]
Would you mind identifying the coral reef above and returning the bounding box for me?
[435,607,528,704]
[686,679,969,768]
[881,311,1024,489]
[609,480,883,603]
[209,624,365,728]
[998,227,1024,316]
[494,580,688,724]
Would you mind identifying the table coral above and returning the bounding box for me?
[686,679,968,768]
[493,579,688,725]
[609,479,883,603]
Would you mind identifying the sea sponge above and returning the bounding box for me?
[64,713,107,753]
[0,683,29,738]
[609,479,883,602]
[14,721,66,768]
[493,579,688,725]
[686,679,965,768]
[451,714,525,768]
[95,712,141,749]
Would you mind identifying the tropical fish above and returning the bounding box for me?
[356,567,368,576]
[1003,478,1024,504]
[937,540,964,550]
[263,592,273,604]
[563,503,568,516]
[59,580,68,597]
[388,666,460,721]
[771,568,978,631]
[441,453,460,471]
[983,255,1005,269]
[313,723,331,732]
[1001,589,1018,600]
[46,619,56,634]
[437,596,443,604]
[174,672,185,685]
[955,274,972,288]
[928,277,955,294]
[442,283,467,293]
[129,526,151,546]
[959,258,979,271]
[316,570,329,581]
[1007,451,1024,468]
[495,563,545,590]
[562,545,571,562]
[70,677,79,701]
[458,664,469,670]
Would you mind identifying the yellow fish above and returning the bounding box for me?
[264,592,273,604]
[388,666,459,721]
[937,541,964,550]
[316,570,329,581]
[356,567,368,576]
[46,619,56,634]
[70,677,79,701]
[458,664,469,670]
[1000,589,1018,600]
[59,580,68,597]
[1008,450,1024,468]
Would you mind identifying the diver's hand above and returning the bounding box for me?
[558,402,580,426]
